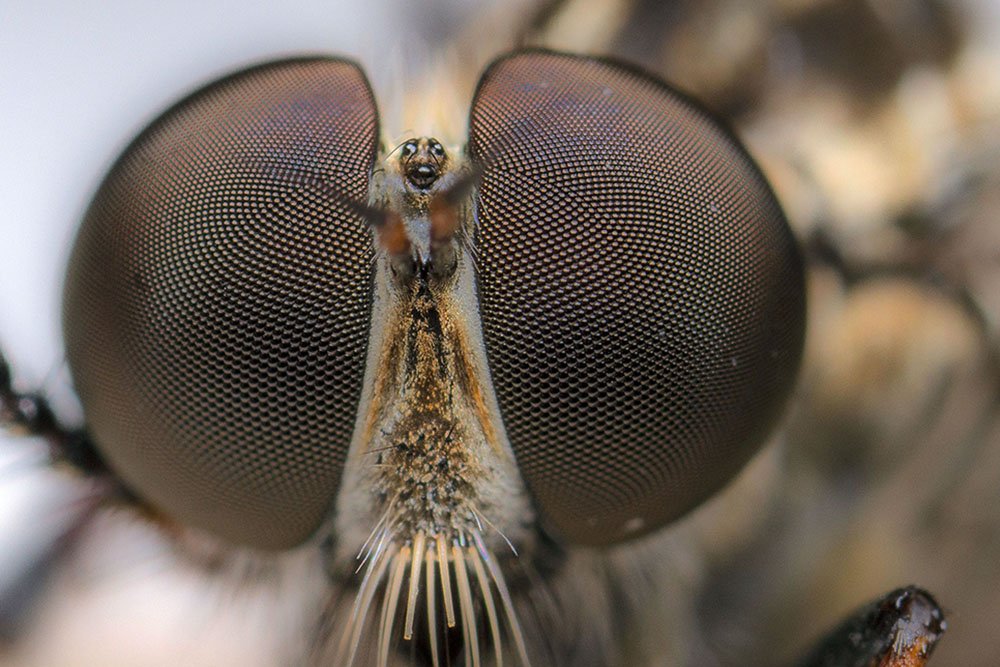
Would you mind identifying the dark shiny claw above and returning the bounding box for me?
[794,586,946,667]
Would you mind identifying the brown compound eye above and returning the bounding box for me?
[63,58,379,549]
[468,50,806,547]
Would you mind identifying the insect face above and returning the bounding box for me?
[329,132,536,663]
[396,137,450,191]
[30,50,806,665]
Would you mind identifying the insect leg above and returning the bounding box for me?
[0,349,107,475]
[0,346,117,642]
[792,586,946,667]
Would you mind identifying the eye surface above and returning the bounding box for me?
[469,50,806,546]
[62,58,379,549]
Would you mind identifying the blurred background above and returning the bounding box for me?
[2,0,999,664]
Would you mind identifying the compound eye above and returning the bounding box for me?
[429,141,446,157]
[469,51,805,547]
[400,141,418,158]
[63,58,380,549]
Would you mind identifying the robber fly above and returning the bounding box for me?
[1,49,945,666]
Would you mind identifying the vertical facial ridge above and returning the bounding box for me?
[328,136,536,665]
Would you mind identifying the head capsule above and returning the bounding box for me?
[398,137,449,190]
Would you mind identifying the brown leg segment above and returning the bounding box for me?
[794,586,946,667]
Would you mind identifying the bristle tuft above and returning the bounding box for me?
[338,530,532,666]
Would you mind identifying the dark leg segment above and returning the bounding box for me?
[0,347,115,644]
[793,586,946,667]
[0,349,106,474]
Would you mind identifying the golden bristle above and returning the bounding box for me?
[337,529,532,667]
